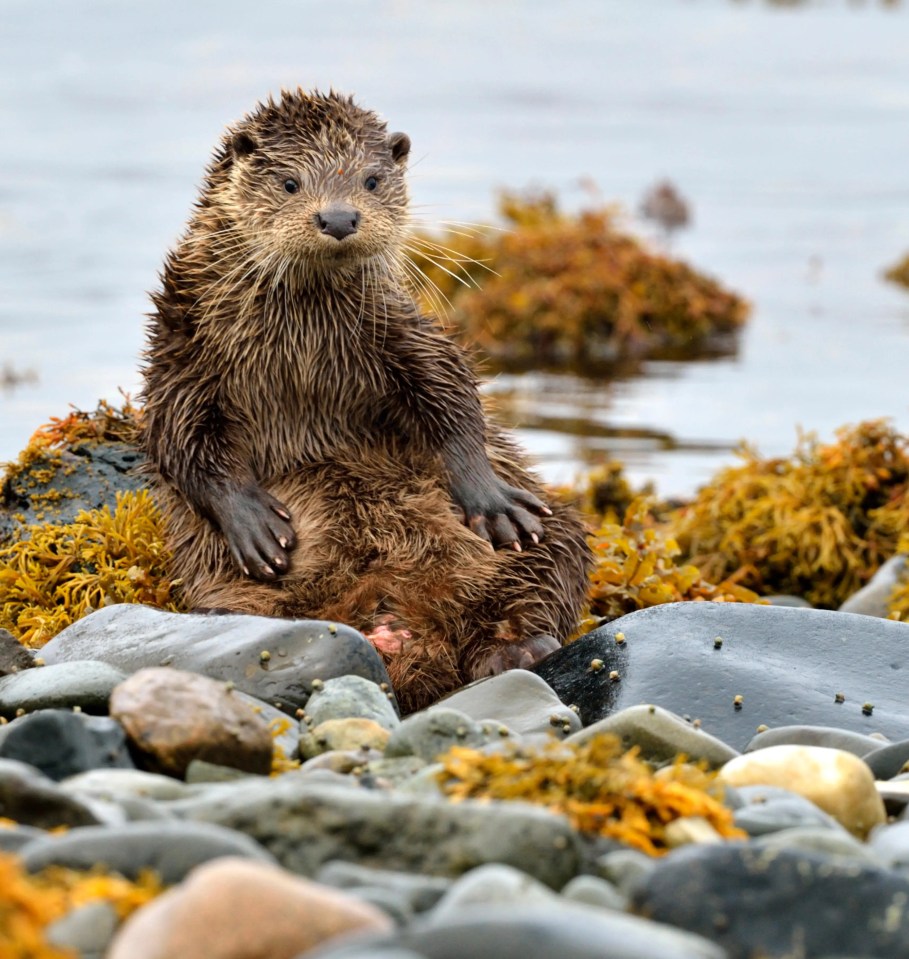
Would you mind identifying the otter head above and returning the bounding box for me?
[212,88,411,280]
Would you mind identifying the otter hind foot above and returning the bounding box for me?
[470,632,561,679]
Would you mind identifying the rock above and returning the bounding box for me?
[0,709,134,780]
[426,864,560,924]
[304,903,726,959]
[362,756,429,789]
[632,843,909,959]
[180,777,582,888]
[744,724,884,757]
[41,603,395,715]
[433,670,580,737]
[59,768,195,803]
[300,718,391,758]
[663,816,724,849]
[839,554,908,617]
[184,760,259,784]
[0,757,103,828]
[304,675,400,730]
[46,901,119,959]
[0,660,128,717]
[109,667,273,778]
[300,749,384,778]
[384,709,512,763]
[0,822,46,852]
[234,690,301,761]
[592,848,658,896]
[567,704,738,768]
[316,861,453,914]
[867,821,909,873]
[19,819,276,883]
[732,786,848,837]
[106,856,392,959]
[864,738,909,780]
[719,745,886,838]
[0,628,35,676]
[533,602,909,749]
[0,442,146,539]
[752,825,883,865]
[560,875,628,911]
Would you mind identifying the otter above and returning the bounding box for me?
[141,88,591,712]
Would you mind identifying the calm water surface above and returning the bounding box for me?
[2,0,909,497]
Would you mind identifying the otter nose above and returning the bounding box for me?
[317,204,361,241]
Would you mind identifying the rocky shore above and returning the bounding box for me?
[4,597,909,958]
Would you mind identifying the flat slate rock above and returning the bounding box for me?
[40,604,395,715]
[533,602,909,751]
[632,843,909,959]
[0,660,127,717]
[0,442,146,541]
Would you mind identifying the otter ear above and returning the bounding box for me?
[230,130,258,159]
[389,132,411,165]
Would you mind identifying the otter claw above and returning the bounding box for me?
[242,565,250,577]
[531,533,539,545]
[273,556,285,568]
[278,536,289,549]
[262,564,274,576]
[513,541,522,552]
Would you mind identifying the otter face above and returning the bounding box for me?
[214,89,412,278]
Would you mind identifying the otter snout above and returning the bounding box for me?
[316,204,361,241]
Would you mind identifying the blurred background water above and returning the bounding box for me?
[1,0,908,497]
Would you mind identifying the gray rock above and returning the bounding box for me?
[0,757,103,828]
[235,689,301,760]
[0,822,46,852]
[0,628,35,676]
[733,785,847,837]
[592,848,657,896]
[560,875,628,911]
[40,604,394,715]
[60,767,195,803]
[567,704,738,768]
[427,864,559,924]
[304,675,400,731]
[304,903,726,959]
[754,826,883,865]
[764,595,813,608]
[839,555,908,618]
[867,821,909,873]
[533,602,909,749]
[0,660,128,717]
[363,756,430,789]
[316,860,453,914]
[19,819,276,883]
[184,760,260,784]
[180,777,581,888]
[385,709,511,763]
[864,739,909,780]
[0,443,146,539]
[745,724,884,757]
[46,901,119,959]
[633,843,909,959]
[433,670,580,737]
[0,709,134,780]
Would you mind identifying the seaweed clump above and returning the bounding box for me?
[439,734,744,857]
[0,850,161,958]
[672,420,909,608]
[406,190,749,371]
[0,490,182,648]
[582,497,760,630]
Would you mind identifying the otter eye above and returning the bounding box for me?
[364,175,379,192]
[284,179,299,194]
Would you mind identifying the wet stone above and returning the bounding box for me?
[753,825,883,866]
[433,670,580,737]
[864,738,909,780]
[0,628,35,677]
[744,724,884,757]
[19,819,277,884]
[0,660,128,717]
[426,864,560,924]
[732,785,848,837]
[533,602,909,749]
[303,675,401,730]
[300,718,391,759]
[47,901,119,959]
[315,860,453,915]
[632,843,909,959]
[560,875,628,912]
[0,822,46,852]
[867,821,909,874]
[59,767,195,803]
[384,708,512,763]
[0,758,102,828]
[592,848,658,896]
[0,709,134,781]
[567,703,738,768]
[41,603,394,716]
[304,903,727,959]
[109,667,273,778]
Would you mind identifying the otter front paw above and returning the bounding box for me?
[211,486,296,581]
[452,478,552,551]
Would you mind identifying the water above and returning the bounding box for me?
[2,0,908,497]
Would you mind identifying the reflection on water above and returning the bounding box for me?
[2,0,909,498]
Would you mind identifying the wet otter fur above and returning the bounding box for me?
[141,88,592,712]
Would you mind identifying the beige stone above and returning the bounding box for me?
[110,667,273,777]
[719,744,885,838]
[107,856,392,959]
[299,717,391,758]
